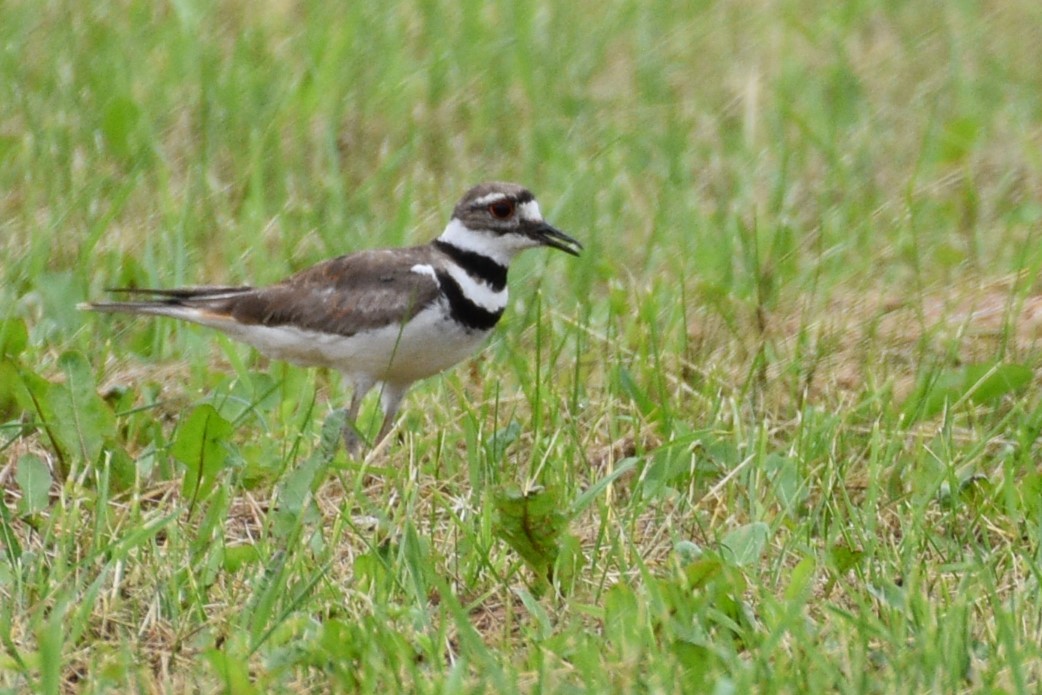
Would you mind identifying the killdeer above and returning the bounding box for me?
[81,182,582,452]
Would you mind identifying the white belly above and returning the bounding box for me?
[217,302,490,385]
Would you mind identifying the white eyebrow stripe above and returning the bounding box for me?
[473,192,511,206]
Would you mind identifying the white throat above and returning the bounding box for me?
[436,218,539,266]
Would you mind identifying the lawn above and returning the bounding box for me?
[3,0,1042,691]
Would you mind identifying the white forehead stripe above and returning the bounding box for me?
[518,200,542,221]
[473,192,511,206]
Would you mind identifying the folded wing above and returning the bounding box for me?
[83,248,443,337]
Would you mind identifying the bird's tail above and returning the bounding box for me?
[78,286,253,318]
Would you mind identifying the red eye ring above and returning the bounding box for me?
[488,200,516,219]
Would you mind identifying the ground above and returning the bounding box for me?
[2,0,1042,692]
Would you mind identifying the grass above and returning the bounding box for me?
[3,0,1042,691]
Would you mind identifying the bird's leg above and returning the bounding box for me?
[342,379,374,455]
[342,400,364,455]
[373,383,409,449]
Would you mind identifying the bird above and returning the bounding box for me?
[81,182,582,453]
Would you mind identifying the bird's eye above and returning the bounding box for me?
[488,200,516,219]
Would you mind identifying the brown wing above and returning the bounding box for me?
[213,247,443,337]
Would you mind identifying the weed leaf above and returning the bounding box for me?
[55,351,114,463]
[493,485,568,583]
[0,319,27,358]
[15,454,51,515]
[720,522,770,566]
[172,404,234,505]
[904,361,1032,421]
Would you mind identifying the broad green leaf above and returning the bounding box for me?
[765,453,807,514]
[675,540,703,564]
[784,556,816,603]
[205,648,258,695]
[604,583,640,643]
[105,444,137,493]
[15,455,51,515]
[223,544,262,573]
[493,485,568,581]
[904,362,1032,421]
[486,420,521,461]
[720,522,770,566]
[277,463,316,517]
[0,319,27,358]
[963,363,1032,404]
[683,554,727,589]
[828,544,865,574]
[16,366,59,439]
[172,404,234,502]
[52,351,115,463]
[20,352,115,470]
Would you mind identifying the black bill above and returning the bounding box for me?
[530,222,583,256]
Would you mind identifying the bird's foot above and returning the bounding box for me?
[342,420,367,456]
